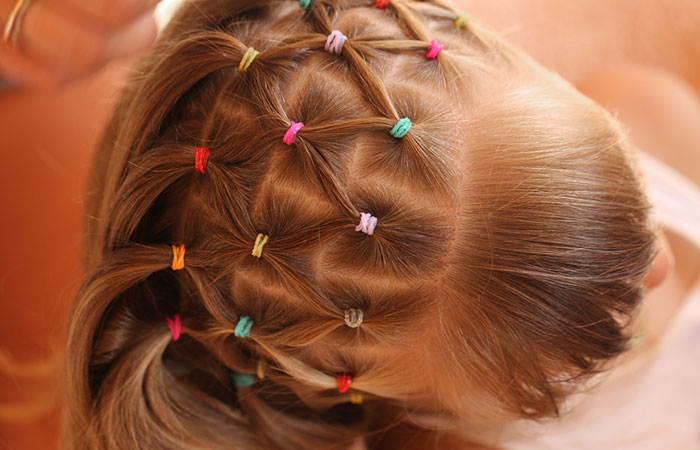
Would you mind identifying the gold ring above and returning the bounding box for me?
[3,0,33,47]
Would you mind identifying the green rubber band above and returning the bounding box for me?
[390,117,412,138]
[232,372,256,388]
[235,316,253,338]
[299,0,312,9]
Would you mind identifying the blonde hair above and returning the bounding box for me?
[62,0,656,448]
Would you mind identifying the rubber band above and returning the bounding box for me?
[234,316,254,338]
[426,39,444,59]
[299,0,312,9]
[349,392,363,404]
[166,314,181,341]
[232,372,256,388]
[283,121,304,145]
[171,244,186,270]
[251,233,269,258]
[344,308,364,328]
[390,117,412,138]
[194,146,210,173]
[324,30,347,54]
[337,373,352,393]
[239,47,259,72]
[375,0,390,9]
[454,13,471,29]
[355,213,378,235]
[257,360,267,380]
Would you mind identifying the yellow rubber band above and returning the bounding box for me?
[349,392,363,404]
[251,233,269,258]
[239,47,260,72]
[171,244,186,270]
[454,13,471,29]
[256,359,267,380]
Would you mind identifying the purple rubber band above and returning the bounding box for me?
[426,39,444,59]
[283,121,304,145]
[355,213,378,235]
[324,30,348,54]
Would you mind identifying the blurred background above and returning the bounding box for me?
[0,0,698,448]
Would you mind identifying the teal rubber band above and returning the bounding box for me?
[390,117,412,138]
[232,372,256,388]
[235,316,253,338]
[299,0,312,9]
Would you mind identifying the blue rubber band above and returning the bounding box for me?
[299,0,312,9]
[390,117,412,138]
[235,316,253,338]
[232,372,256,388]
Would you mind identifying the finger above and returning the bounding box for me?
[0,43,62,88]
[104,9,158,61]
[20,1,116,78]
[43,0,160,29]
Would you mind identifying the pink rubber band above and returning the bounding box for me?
[166,314,181,341]
[324,30,348,54]
[355,213,378,235]
[426,39,444,59]
[283,121,304,145]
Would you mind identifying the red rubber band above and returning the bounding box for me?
[337,373,352,393]
[375,0,390,9]
[195,146,210,173]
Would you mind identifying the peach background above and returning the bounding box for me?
[0,63,128,449]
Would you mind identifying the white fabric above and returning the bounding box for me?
[155,0,185,31]
[494,152,700,450]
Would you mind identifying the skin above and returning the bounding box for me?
[0,0,158,86]
[0,1,698,449]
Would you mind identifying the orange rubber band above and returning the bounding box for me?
[171,244,186,270]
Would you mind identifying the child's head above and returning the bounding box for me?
[64,0,657,448]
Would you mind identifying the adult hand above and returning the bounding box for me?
[0,0,159,88]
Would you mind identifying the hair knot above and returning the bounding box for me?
[344,308,364,328]
[194,146,210,173]
[256,360,267,380]
[355,213,378,235]
[232,372,256,388]
[283,121,304,145]
[251,233,270,258]
[390,117,412,138]
[349,392,363,404]
[337,373,352,393]
[239,47,259,71]
[166,314,181,341]
[171,244,186,270]
[426,39,444,59]
[234,316,254,338]
[454,13,471,29]
[324,30,348,54]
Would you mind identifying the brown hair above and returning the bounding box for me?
[61,0,657,448]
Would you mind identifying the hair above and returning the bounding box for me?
[61,0,657,448]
